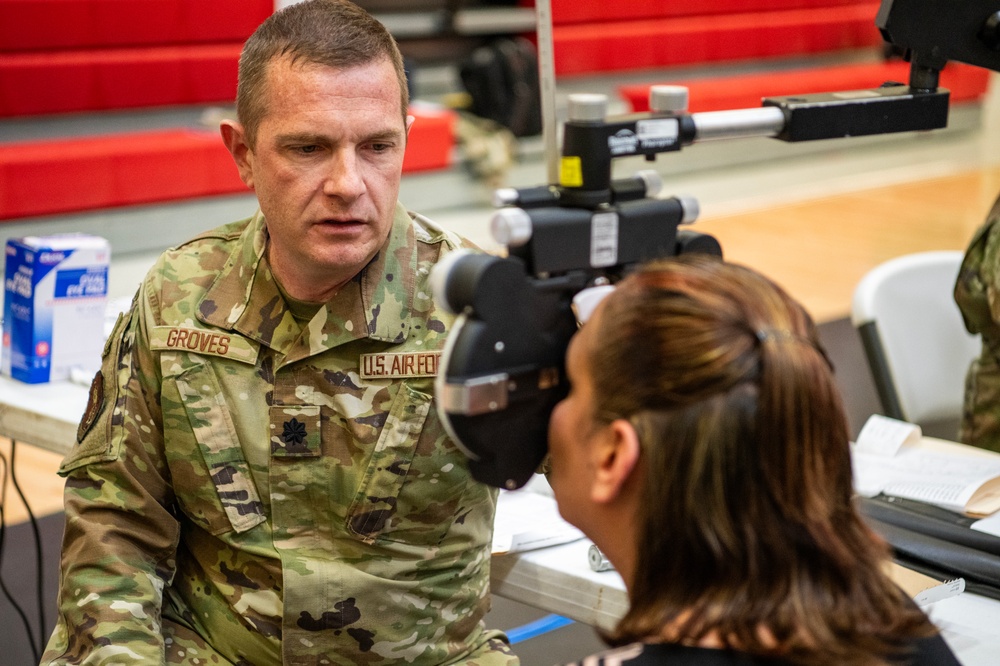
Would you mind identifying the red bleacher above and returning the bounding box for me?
[0,0,993,221]
[0,130,245,220]
[620,61,992,114]
[545,4,884,76]
[0,0,274,51]
[0,0,271,117]
[0,106,456,220]
[521,0,874,25]
[1,45,243,117]
[1,1,892,115]
[524,0,988,110]
[0,0,458,221]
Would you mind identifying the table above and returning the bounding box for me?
[3,374,1000,664]
[0,374,88,456]
[492,537,1000,665]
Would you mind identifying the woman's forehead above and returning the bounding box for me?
[569,300,605,370]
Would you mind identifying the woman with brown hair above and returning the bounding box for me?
[547,254,960,665]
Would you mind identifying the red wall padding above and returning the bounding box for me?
[402,106,455,174]
[550,4,884,76]
[0,129,246,219]
[0,44,242,117]
[0,108,456,220]
[0,0,273,52]
[521,0,879,26]
[1,3,888,116]
[619,61,992,113]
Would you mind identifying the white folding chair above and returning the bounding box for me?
[850,251,981,426]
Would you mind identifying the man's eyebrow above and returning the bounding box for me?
[361,127,405,143]
[276,132,325,144]
[276,128,404,145]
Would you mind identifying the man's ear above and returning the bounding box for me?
[405,114,415,143]
[220,119,255,190]
[591,419,641,504]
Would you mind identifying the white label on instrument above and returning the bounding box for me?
[590,212,619,268]
[637,118,679,150]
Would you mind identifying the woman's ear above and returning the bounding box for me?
[591,419,641,504]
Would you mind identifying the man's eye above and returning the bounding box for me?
[370,142,392,153]
[298,145,319,154]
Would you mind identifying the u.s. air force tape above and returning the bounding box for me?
[150,326,258,364]
[360,351,441,379]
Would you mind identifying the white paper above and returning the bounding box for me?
[913,578,966,606]
[972,510,1000,537]
[854,414,922,456]
[852,444,1000,511]
[492,488,585,555]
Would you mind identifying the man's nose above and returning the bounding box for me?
[323,149,366,200]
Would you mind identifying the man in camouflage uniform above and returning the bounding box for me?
[955,193,1000,454]
[41,1,518,664]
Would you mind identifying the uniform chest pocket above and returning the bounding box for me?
[172,363,267,535]
[346,383,471,546]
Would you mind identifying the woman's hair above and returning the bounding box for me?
[235,0,409,148]
[589,254,934,665]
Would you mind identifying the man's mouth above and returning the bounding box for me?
[316,217,365,229]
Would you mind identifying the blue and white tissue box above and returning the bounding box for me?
[2,234,110,383]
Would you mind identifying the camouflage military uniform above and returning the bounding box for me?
[955,193,1000,454]
[41,203,518,665]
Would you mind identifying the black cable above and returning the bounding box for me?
[859,495,1000,556]
[865,515,1000,595]
[0,447,41,663]
[9,440,47,659]
[892,554,1000,602]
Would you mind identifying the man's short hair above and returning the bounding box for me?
[236,0,409,147]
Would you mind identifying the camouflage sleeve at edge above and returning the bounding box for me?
[41,277,180,665]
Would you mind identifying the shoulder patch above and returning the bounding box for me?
[150,326,258,364]
[76,370,105,443]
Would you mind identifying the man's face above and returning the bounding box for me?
[226,55,408,300]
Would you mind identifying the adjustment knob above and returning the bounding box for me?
[649,85,689,114]
[567,93,608,122]
[491,208,533,247]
